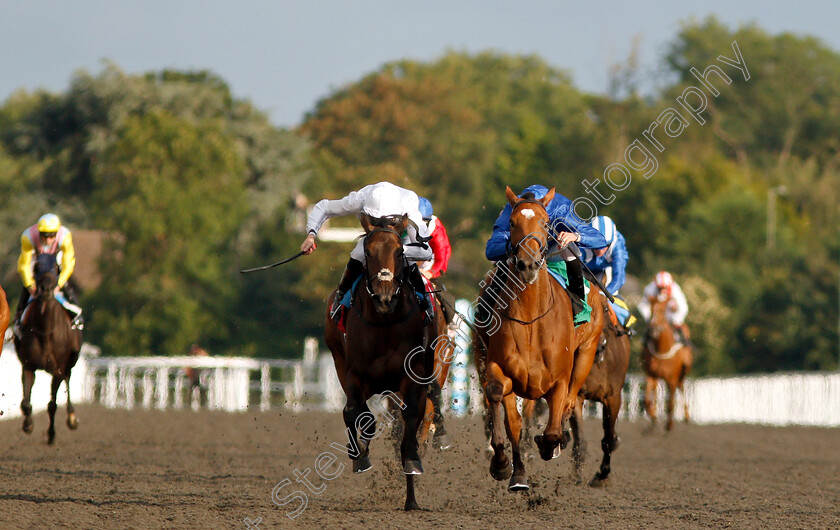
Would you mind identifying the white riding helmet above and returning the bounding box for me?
[363,183,405,219]
[591,215,617,245]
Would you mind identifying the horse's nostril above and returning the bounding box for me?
[516,261,527,271]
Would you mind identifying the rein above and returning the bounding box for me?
[498,284,556,325]
[351,226,416,327]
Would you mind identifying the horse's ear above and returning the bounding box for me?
[541,187,556,207]
[360,213,375,234]
[399,213,409,234]
[505,186,518,206]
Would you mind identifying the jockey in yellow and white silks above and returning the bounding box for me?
[300,182,435,325]
[13,213,83,335]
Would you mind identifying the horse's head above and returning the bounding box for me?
[648,293,671,339]
[361,213,409,314]
[505,185,555,284]
[33,253,58,301]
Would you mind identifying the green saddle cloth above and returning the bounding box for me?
[545,260,592,325]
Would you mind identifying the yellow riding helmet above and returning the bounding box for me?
[37,213,61,233]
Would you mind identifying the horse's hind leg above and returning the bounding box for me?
[503,392,528,491]
[21,369,35,434]
[520,399,536,455]
[47,376,62,444]
[592,393,621,486]
[569,398,586,483]
[65,375,79,430]
[534,385,569,461]
[428,380,451,451]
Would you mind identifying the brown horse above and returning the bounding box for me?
[475,186,605,491]
[641,294,692,431]
[324,214,439,511]
[568,305,631,484]
[13,253,82,444]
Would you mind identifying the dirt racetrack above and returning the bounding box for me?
[0,404,838,529]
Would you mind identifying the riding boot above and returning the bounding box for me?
[331,258,365,322]
[676,324,693,347]
[63,280,84,330]
[12,287,30,338]
[408,264,434,326]
[566,258,587,325]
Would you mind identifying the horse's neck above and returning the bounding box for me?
[653,319,676,351]
[30,296,60,332]
[503,269,553,320]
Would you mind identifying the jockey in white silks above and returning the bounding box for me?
[300,182,435,324]
[637,271,691,344]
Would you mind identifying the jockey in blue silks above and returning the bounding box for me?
[483,184,607,324]
[581,216,627,296]
[582,215,635,328]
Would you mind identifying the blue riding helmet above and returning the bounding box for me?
[418,197,433,220]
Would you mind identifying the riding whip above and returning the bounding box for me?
[240,250,306,273]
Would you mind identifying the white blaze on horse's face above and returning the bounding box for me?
[377,269,394,282]
[520,208,536,219]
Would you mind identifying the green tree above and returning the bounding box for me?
[88,109,246,355]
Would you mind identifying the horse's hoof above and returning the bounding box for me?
[508,474,529,492]
[589,474,610,488]
[433,433,452,451]
[67,415,79,430]
[22,420,33,434]
[403,460,423,475]
[489,458,512,481]
[560,430,571,450]
[404,500,422,511]
[534,434,561,461]
[353,456,373,473]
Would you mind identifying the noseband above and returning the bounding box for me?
[507,199,549,269]
[362,227,407,297]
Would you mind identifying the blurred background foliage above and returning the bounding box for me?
[0,17,836,374]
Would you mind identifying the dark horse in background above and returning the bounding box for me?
[13,253,82,444]
[324,213,442,511]
[642,294,692,432]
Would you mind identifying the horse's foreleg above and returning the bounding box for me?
[592,393,621,485]
[484,362,512,480]
[569,397,586,482]
[416,396,434,458]
[503,393,528,491]
[65,372,78,430]
[681,381,690,424]
[520,399,536,453]
[21,369,35,434]
[47,376,61,444]
[644,376,658,428]
[567,338,598,411]
[400,382,426,511]
[342,391,373,473]
[535,385,569,461]
[665,382,677,432]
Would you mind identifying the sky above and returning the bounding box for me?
[1,1,839,128]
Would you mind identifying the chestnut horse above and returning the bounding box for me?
[324,214,440,511]
[517,303,630,485]
[475,186,605,491]
[13,253,82,444]
[0,285,9,347]
[641,294,692,431]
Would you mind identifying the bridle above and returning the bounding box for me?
[362,227,408,298]
[506,199,549,270]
